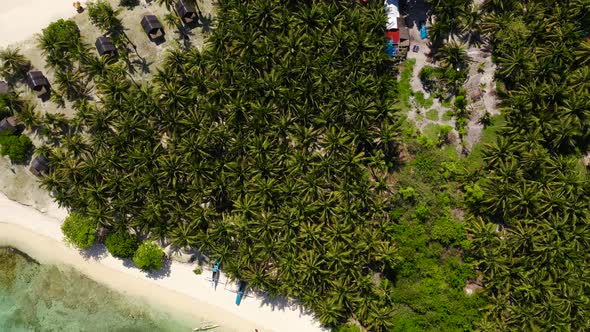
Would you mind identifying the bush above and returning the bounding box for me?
[419,65,439,82]
[454,95,467,111]
[61,213,97,250]
[193,268,202,275]
[464,183,485,205]
[105,231,139,258]
[0,133,33,164]
[438,125,453,145]
[431,216,464,245]
[413,205,429,220]
[398,187,416,201]
[40,19,81,67]
[133,242,164,271]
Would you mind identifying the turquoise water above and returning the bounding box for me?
[0,247,198,332]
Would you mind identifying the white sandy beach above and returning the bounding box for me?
[0,0,89,48]
[0,192,325,332]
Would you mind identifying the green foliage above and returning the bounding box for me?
[431,216,464,245]
[467,0,590,330]
[413,205,429,220]
[442,110,454,121]
[38,19,81,69]
[192,268,202,275]
[34,1,486,330]
[334,323,361,332]
[133,242,164,271]
[87,0,123,33]
[61,213,97,250]
[0,133,33,164]
[415,92,434,109]
[105,231,139,258]
[438,125,453,145]
[463,183,484,205]
[399,59,416,112]
[454,95,466,110]
[425,108,438,121]
[0,48,31,80]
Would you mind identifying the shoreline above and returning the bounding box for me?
[0,193,325,332]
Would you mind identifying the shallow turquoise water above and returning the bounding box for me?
[0,247,198,332]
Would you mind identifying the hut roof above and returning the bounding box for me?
[95,36,116,56]
[30,156,49,177]
[175,0,195,17]
[0,116,18,134]
[26,71,49,90]
[0,81,9,95]
[141,15,163,34]
[398,18,409,40]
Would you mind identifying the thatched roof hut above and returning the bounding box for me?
[141,15,165,40]
[175,0,197,23]
[95,36,117,57]
[29,156,49,177]
[0,116,17,134]
[26,71,50,97]
[0,81,9,95]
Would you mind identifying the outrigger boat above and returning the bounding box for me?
[235,281,247,305]
[193,323,219,331]
[211,260,220,289]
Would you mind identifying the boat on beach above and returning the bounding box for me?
[193,323,219,331]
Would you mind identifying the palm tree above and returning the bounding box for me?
[0,48,31,81]
[54,69,87,101]
[435,41,469,70]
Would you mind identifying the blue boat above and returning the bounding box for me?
[236,281,247,305]
[420,24,428,39]
[212,260,220,289]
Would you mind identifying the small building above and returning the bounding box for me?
[0,81,9,95]
[384,0,409,59]
[141,15,165,40]
[175,0,197,24]
[0,116,17,135]
[95,36,117,57]
[26,71,50,97]
[29,156,49,177]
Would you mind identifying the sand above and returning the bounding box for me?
[0,0,90,48]
[0,192,325,332]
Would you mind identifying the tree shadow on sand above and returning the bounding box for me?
[81,243,108,260]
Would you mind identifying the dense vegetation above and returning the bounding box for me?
[22,0,487,330]
[12,0,587,330]
[465,0,590,330]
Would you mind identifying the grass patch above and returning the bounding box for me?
[441,99,452,108]
[399,59,416,113]
[415,91,434,109]
[463,114,506,169]
[422,123,441,141]
[426,109,439,121]
[442,110,454,121]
